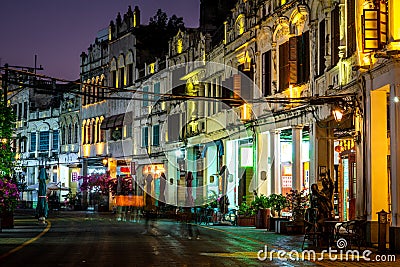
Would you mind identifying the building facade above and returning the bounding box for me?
[4,0,398,251]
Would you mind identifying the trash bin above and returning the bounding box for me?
[377,209,388,251]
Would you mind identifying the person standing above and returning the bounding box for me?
[159,172,167,208]
[143,172,154,234]
[185,171,199,239]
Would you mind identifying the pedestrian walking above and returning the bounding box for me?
[184,171,200,240]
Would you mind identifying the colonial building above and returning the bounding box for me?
[79,27,109,179]
[158,0,399,250]
[9,75,62,203]
[59,87,81,197]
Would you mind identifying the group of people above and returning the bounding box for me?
[141,170,202,239]
[140,165,233,239]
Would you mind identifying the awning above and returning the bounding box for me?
[100,113,126,130]
[100,117,110,130]
[114,113,125,128]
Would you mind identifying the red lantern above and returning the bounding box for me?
[335,145,344,153]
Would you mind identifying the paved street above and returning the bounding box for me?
[0,210,399,267]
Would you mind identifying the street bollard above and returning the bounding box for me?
[377,209,388,251]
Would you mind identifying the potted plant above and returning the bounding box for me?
[268,193,288,218]
[286,189,309,222]
[285,189,309,234]
[251,194,271,229]
[267,193,289,232]
[237,201,255,226]
[286,190,309,234]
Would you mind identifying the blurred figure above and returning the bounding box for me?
[142,172,155,234]
[184,171,199,239]
[159,172,167,212]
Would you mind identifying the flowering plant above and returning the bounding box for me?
[0,177,20,213]
[79,173,134,196]
[79,173,111,195]
[286,189,309,221]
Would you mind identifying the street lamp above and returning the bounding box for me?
[102,157,108,167]
[332,106,344,122]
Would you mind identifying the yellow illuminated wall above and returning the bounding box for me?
[177,39,183,54]
[236,15,245,35]
[149,63,155,74]
[370,88,389,221]
[389,0,400,50]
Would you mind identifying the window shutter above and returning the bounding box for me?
[378,0,388,45]
[262,50,271,96]
[362,9,380,51]
[347,0,356,56]
[279,41,289,92]
[167,113,180,142]
[233,74,241,99]
[319,20,326,76]
[332,5,340,66]
[298,31,310,84]
[289,36,298,84]
[362,1,387,52]
[240,71,252,100]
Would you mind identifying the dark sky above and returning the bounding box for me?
[0,0,200,81]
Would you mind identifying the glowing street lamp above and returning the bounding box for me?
[102,157,108,167]
[332,107,344,122]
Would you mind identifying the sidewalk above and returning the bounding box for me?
[0,211,49,258]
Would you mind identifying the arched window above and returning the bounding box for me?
[89,84,93,104]
[98,118,105,143]
[64,125,67,145]
[74,123,78,144]
[85,122,89,145]
[101,79,105,100]
[61,125,65,145]
[68,125,72,144]
[82,121,86,145]
[97,120,101,143]
[94,83,98,103]
[82,85,87,106]
[92,120,97,144]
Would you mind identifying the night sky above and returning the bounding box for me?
[0,0,200,81]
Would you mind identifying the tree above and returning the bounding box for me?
[149,9,168,29]
[0,102,15,177]
[136,9,185,63]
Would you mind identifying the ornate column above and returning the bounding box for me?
[308,122,317,186]
[257,132,270,196]
[292,125,303,191]
[270,130,281,194]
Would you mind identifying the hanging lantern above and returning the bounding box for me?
[335,145,344,153]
